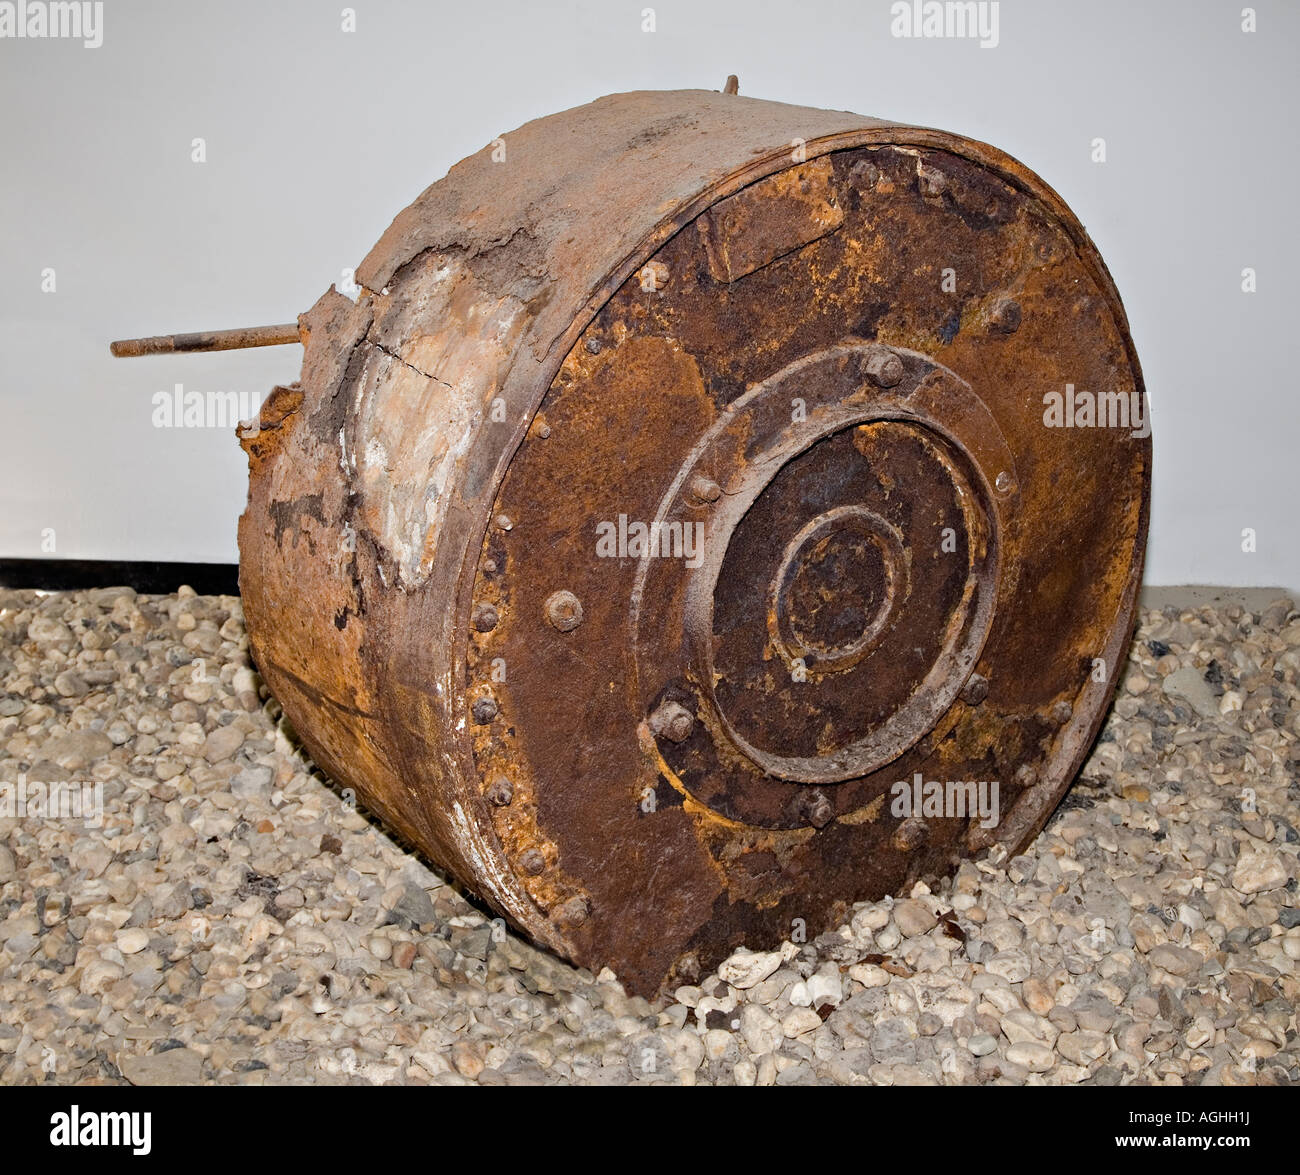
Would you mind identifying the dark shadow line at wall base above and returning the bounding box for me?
[0,560,240,596]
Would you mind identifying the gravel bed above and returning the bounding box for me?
[1,586,1297,1085]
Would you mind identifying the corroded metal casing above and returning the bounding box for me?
[238,90,1150,995]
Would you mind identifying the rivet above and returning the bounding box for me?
[519,849,546,876]
[1052,699,1073,724]
[585,336,603,355]
[554,895,590,927]
[649,699,694,744]
[544,590,584,633]
[482,557,497,573]
[798,788,834,829]
[689,476,722,503]
[494,513,514,531]
[994,471,1014,495]
[961,673,989,706]
[537,423,552,439]
[472,603,499,632]
[1014,764,1035,789]
[471,695,498,724]
[991,298,1022,334]
[861,345,904,389]
[485,775,513,806]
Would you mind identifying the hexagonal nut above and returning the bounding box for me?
[649,699,695,744]
[861,345,904,389]
[798,788,834,829]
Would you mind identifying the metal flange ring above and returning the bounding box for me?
[634,343,1016,810]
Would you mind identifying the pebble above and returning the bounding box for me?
[893,899,938,937]
[1005,1041,1055,1072]
[1233,846,1288,895]
[120,1047,203,1086]
[1022,976,1054,1015]
[1145,945,1204,978]
[115,928,149,955]
[1162,666,1220,720]
[739,1005,783,1055]
[803,964,843,1009]
[718,948,782,990]
[0,590,1295,1087]
[203,725,245,763]
[41,729,112,770]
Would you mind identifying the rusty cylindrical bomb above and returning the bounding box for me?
[235,90,1150,995]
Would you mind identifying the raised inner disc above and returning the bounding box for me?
[705,420,986,782]
[664,343,1003,793]
[769,502,906,673]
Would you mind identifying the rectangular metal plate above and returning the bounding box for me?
[698,156,845,283]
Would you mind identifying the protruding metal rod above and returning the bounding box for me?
[110,322,301,358]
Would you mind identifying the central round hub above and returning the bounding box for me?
[770,506,906,673]
[695,418,995,785]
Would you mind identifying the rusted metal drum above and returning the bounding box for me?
[238,89,1150,995]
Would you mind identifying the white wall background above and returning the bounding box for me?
[1,0,1295,588]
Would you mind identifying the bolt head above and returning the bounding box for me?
[585,336,603,355]
[485,775,513,806]
[519,848,546,876]
[689,476,722,504]
[994,471,1014,495]
[799,788,834,829]
[554,895,590,927]
[918,164,948,196]
[649,699,695,744]
[961,673,989,706]
[640,260,670,292]
[544,590,584,633]
[472,603,499,632]
[991,298,1022,334]
[471,695,498,724]
[851,159,881,188]
[892,816,929,852]
[862,345,904,389]
[494,513,514,531]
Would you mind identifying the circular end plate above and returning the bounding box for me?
[463,142,1149,993]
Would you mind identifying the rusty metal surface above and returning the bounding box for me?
[237,89,1150,996]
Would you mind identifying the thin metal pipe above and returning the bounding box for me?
[110,322,301,357]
